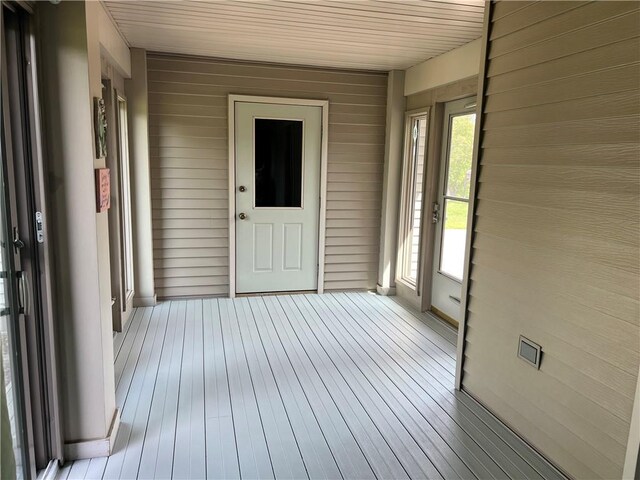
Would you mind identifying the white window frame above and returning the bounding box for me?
[116,94,135,306]
[396,108,430,290]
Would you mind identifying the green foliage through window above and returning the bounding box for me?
[446,114,475,199]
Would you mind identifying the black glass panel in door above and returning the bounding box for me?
[255,119,303,208]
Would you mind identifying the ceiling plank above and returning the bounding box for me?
[104,0,485,70]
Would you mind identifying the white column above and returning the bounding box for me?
[377,70,406,295]
[125,48,157,307]
[37,0,118,456]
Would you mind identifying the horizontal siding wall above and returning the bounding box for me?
[147,54,387,298]
[463,2,640,479]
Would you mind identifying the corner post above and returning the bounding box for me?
[126,48,156,307]
[377,70,405,296]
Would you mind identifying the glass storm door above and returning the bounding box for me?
[0,91,31,480]
[431,97,476,324]
[235,102,321,294]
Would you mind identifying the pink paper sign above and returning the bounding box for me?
[95,168,111,213]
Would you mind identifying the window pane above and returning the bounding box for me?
[439,199,468,281]
[407,116,428,281]
[446,113,475,199]
[118,100,134,296]
[255,119,303,208]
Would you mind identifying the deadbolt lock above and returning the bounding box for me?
[238,212,247,220]
[238,185,246,192]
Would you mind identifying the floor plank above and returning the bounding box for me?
[220,298,275,480]
[173,300,207,479]
[295,295,448,479]
[235,298,308,480]
[203,298,240,480]
[313,294,494,478]
[104,303,170,480]
[137,301,187,478]
[336,294,545,479]
[261,296,375,480]
[247,297,342,480]
[61,292,565,480]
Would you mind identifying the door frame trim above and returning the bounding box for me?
[228,94,329,298]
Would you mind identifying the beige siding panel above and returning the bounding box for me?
[153,257,228,269]
[156,285,228,298]
[463,3,640,479]
[488,9,640,76]
[152,178,229,190]
[324,262,378,273]
[147,57,389,87]
[482,115,640,147]
[489,2,639,58]
[148,54,386,297]
[479,143,640,168]
[468,267,639,351]
[471,236,639,326]
[153,228,228,239]
[151,158,227,170]
[158,248,228,259]
[485,64,640,113]
[489,1,588,40]
[325,254,378,265]
[483,90,640,129]
[154,266,229,279]
[463,363,622,480]
[154,212,229,223]
[491,1,536,21]
[487,37,640,95]
[465,323,632,452]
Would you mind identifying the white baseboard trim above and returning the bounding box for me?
[376,284,396,296]
[133,294,157,307]
[63,408,120,460]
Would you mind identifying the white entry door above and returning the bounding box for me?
[431,97,476,323]
[235,101,322,294]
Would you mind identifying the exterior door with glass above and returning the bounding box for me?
[0,132,31,480]
[431,97,476,324]
[1,18,33,474]
[235,101,321,294]
[1,5,62,476]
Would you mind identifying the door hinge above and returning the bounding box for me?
[431,203,440,224]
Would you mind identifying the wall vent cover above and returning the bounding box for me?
[518,336,542,369]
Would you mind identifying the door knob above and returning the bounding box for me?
[238,185,246,192]
[238,212,247,220]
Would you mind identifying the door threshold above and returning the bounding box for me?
[430,306,459,329]
[236,290,317,297]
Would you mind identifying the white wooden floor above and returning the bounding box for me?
[57,292,563,480]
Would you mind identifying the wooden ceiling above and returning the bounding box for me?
[103,0,485,71]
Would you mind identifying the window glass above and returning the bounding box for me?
[255,119,303,208]
[439,199,468,280]
[407,116,428,281]
[398,113,428,286]
[445,113,475,199]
